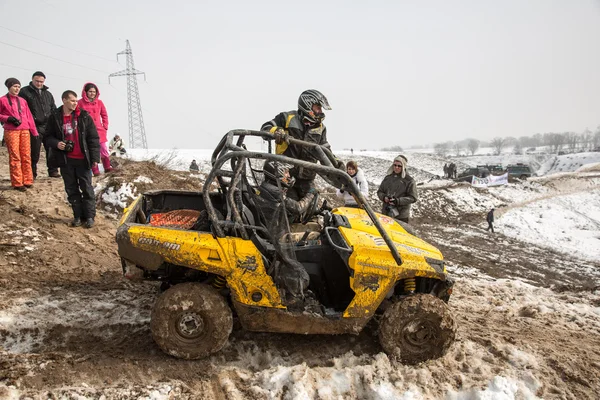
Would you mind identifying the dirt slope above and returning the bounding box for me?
[1,147,599,399]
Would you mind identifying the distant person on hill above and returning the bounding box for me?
[78,82,110,176]
[377,155,417,223]
[18,71,60,179]
[443,163,448,178]
[486,208,495,233]
[189,160,199,173]
[0,78,38,191]
[449,163,457,179]
[109,134,126,155]
[336,160,368,207]
[45,90,100,229]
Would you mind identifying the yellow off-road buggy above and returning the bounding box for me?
[116,130,456,364]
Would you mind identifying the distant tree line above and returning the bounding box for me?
[426,127,600,156]
[380,145,404,152]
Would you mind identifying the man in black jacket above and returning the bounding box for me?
[261,89,344,201]
[255,160,316,304]
[18,71,60,178]
[45,90,100,229]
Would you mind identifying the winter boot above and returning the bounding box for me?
[101,156,113,173]
[92,164,101,177]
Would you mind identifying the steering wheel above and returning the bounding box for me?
[301,191,320,224]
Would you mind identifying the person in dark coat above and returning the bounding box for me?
[486,208,495,233]
[261,89,344,200]
[189,160,199,172]
[44,90,100,228]
[377,155,418,223]
[255,160,317,304]
[256,160,316,229]
[18,71,60,178]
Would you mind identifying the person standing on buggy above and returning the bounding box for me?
[261,89,344,201]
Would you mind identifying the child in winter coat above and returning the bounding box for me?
[78,82,110,176]
[336,160,369,207]
[0,78,38,191]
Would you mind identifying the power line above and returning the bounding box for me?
[0,40,112,74]
[0,25,118,63]
[0,62,85,82]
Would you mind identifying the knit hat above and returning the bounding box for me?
[32,71,46,79]
[386,155,407,178]
[5,77,20,89]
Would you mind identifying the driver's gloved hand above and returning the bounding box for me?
[273,128,289,145]
[307,187,317,195]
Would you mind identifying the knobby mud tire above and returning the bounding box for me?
[379,294,456,365]
[151,282,233,360]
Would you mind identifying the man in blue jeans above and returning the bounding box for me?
[44,90,100,228]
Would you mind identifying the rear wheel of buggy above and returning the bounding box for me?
[379,294,456,365]
[151,282,233,360]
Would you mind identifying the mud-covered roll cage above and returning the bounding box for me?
[203,129,403,266]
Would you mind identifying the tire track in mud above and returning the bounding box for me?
[417,222,600,289]
[0,282,155,355]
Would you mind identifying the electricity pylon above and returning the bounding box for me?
[109,40,148,149]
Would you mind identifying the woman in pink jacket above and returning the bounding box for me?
[78,82,110,176]
[0,78,38,191]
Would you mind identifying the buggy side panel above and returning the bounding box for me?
[338,226,448,319]
[119,225,284,309]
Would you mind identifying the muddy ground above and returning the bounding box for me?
[0,147,599,399]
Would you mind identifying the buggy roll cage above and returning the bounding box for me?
[202,129,403,266]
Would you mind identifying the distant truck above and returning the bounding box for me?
[456,166,490,182]
[506,164,533,179]
[477,164,504,175]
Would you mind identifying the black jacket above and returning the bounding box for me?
[377,173,418,220]
[18,83,56,127]
[487,210,494,223]
[261,110,330,180]
[255,181,315,235]
[45,106,100,169]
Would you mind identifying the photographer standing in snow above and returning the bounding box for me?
[377,155,417,223]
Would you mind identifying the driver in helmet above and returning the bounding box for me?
[261,89,344,201]
[256,160,317,227]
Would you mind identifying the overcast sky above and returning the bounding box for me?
[1,0,599,150]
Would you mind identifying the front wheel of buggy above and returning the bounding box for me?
[379,294,456,365]
[151,282,233,360]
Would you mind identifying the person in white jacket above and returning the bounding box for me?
[336,160,369,207]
